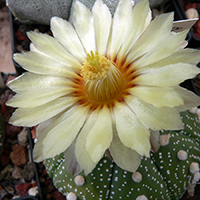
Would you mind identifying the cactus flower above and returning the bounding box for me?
[7,0,200,175]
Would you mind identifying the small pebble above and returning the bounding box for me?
[177,150,188,161]
[12,195,20,199]
[189,162,199,174]
[132,171,142,183]
[159,134,170,146]
[51,190,66,200]
[22,162,34,181]
[67,192,77,200]
[16,183,32,197]
[5,186,15,195]
[18,128,28,147]
[0,185,8,199]
[136,195,148,200]
[28,186,38,196]
[10,144,28,166]
[74,175,85,186]
[12,166,22,179]
[185,8,198,19]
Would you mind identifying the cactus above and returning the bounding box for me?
[45,110,200,200]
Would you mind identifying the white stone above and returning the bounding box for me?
[185,8,198,19]
[177,150,188,161]
[66,192,77,200]
[74,175,85,186]
[190,162,200,174]
[132,171,142,183]
[159,134,170,146]
[28,186,38,196]
[136,195,148,200]
[12,195,20,199]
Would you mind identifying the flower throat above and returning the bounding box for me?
[81,51,124,103]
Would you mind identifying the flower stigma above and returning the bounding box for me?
[81,51,124,103]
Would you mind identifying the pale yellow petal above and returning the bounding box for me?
[64,139,81,175]
[114,102,150,157]
[33,105,89,162]
[133,30,188,68]
[7,72,73,93]
[150,130,160,153]
[126,12,174,64]
[50,17,86,62]
[107,0,132,60]
[146,48,200,68]
[14,52,80,78]
[130,86,184,108]
[72,1,96,53]
[134,63,200,87]
[36,116,57,137]
[75,111,99,175]
[92,0,111,55]
[109,125,141,172]
[27,31,81,66]
[126,96,183,130]
[6,73,74,108]
[9,97,76,127]
[118,0,151,60]
[174,86,200,112]
[86,105,112,163]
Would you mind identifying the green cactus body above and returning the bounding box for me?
[45,110,200,200]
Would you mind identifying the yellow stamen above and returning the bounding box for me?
[81,51,110,80]
[81,51,124,103]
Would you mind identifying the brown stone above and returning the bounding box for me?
[6,124,21,138]
[51,190,66,200]
[0,153,10,167]
[10,144,28,166]
[15,183,32,197]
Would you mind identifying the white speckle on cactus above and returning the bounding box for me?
[177,150,188,161]
[189,162,200,174]
[189,107,198,114]
[192,172,200,184]
[196,108,200,116]
[159,134,170,146]
[66,192,77,200]
[132,171,142,183]
[187,184,195,197]
[135,194,148,200]
[74,175,85,186]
